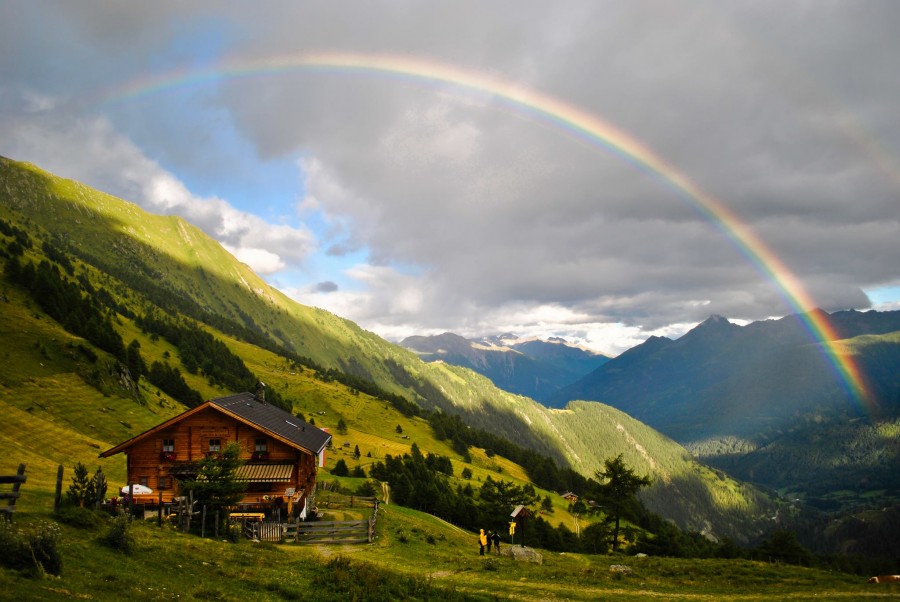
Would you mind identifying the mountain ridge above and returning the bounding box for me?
[551,311,900,515]
[401,331,608,403]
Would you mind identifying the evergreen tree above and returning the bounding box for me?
[580,522,611,554]
[756,530,813,565]
[180,442,245,534]
[92,466,108,507]
[66,462,94,508]
[125,339,146,379]
[594,454,651,552]
[332,459,350,477]
[541,495,554,514]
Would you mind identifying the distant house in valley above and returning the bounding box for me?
[100,388,331,519]
[561,491,579,502]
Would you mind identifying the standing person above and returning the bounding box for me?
[479,528,487,555]
[486,530,493,553]
[492,530,501,554]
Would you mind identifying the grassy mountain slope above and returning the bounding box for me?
[0,156,774,541]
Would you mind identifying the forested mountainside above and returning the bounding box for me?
[0,156,778,542]
[401,331,608,402]
[553,312,900,516]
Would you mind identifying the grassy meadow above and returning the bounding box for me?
[0,498,891,601]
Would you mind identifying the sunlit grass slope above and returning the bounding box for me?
[0,503,881,601]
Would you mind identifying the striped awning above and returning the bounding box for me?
[234,464,294,483]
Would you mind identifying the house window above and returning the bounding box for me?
[209,438,221,453]
[158,476,170,490]
[139,477,149,487]
[253,438,269,460]
[162,439,175,452]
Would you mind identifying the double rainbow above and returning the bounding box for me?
[97,51,872,410]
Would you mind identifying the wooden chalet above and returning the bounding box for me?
[100,389,331,518]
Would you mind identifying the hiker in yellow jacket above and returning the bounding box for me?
[479,528,488,555]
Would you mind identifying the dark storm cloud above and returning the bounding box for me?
[313,281,339,294]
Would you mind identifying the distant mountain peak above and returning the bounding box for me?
[700,314,730,326]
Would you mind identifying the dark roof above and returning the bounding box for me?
[100,391,331,458]
[211,392,331,455]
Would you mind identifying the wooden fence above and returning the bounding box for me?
[315,493,378,509]
[244,495,379,544]
[247,521,287,542]
[0,464,26,520]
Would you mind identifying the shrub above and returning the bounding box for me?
[56,505,106,530]
[0,520,63,576]
[103,513,135,554]
[355,480,378,497]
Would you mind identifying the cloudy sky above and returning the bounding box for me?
[2,1,899,355]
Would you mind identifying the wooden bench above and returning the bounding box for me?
[0,463,26,520]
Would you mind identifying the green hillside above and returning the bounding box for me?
[0,156,776,542]
[0,503,881,601]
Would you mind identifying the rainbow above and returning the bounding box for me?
[96,51,873,409]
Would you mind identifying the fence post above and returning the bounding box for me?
[54,465,64,514]
[201,505,207,538]
[158,491,163,527]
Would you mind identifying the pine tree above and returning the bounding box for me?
[92,466,108,507]
[67,462,93,507]
[181,442,246,535]
[595,454,651,552]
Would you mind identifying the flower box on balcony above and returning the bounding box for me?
[251,451,270,461]
[160,451,176,462]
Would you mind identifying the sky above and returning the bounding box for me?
[1,1,899,356]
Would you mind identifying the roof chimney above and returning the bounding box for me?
[254,381,267,404]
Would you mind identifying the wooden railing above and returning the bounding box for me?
[250,495,380,544]
[0,463,26,520]
[315,493,378,509]
[290,516,375,544]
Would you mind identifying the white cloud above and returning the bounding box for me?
[0,85,317,277]
[222,245,286,275]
